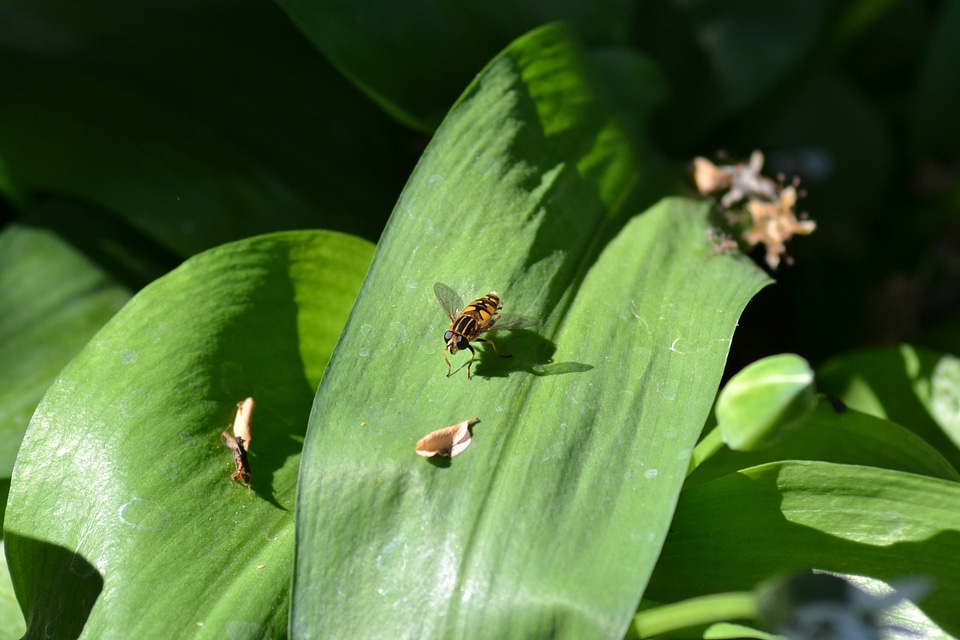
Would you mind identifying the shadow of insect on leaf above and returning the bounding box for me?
[531,362,594,376]
[472,330,592,378]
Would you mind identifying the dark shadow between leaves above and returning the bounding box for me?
[23,195,182,291]
[3,531,102,640]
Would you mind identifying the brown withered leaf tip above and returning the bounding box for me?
[692,151,816,269]
[415,418,479,458]
[222,430,251,485]
[233,397,255,448]
[223,397,255,487]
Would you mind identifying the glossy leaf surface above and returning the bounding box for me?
[4,231,373,638]
[0,224,131,524]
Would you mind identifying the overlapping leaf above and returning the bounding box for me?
[688,399,960,488]
[276,0,633,130]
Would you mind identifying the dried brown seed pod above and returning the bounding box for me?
[415,418,479,458]
[222,397,255,487]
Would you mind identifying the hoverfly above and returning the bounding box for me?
[434,282,540,379]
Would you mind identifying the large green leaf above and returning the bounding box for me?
[648,461,960,637]
[276,0,633,130]
[292,24,770,639]
[3,231,373,638]
[0,224,131,525]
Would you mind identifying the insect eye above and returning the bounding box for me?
[444,331,454,342]
[456,336,470,350]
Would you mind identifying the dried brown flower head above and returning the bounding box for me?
[692,151,815,269]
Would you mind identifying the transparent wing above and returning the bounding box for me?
[434,282,464,321]
[483,313,540,332]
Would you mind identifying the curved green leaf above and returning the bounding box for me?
[701,622,778,639]
[688,398,960,487]
[714,353,817,451]
[648,461,960,638]
[292,24,770,639]
[0,224,131,525]
[3,230,373,638]
[277,1,633,130]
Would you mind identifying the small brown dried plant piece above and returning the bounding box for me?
[694,151,778,206]
[692,156,733,195]
[415,418,479,458]
[706,228,739,253]
[222,431,251,485]
[223,397,255,486]
[743,185,816,269]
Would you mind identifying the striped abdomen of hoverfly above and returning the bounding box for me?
[444,293,501,354]
[434,282,540,379]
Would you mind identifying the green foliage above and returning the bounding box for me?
[5,231,372,638]
[0,224,132,525]
[2,0,960,638]
[291,26,771,630]
[818,345,960,468]
[714,354,817,451]
[650,461,960,637]
[275,0,633,131]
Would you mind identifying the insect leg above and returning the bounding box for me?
[465,344,477,380]
[475,337,512,359]
[443,347,453,378]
